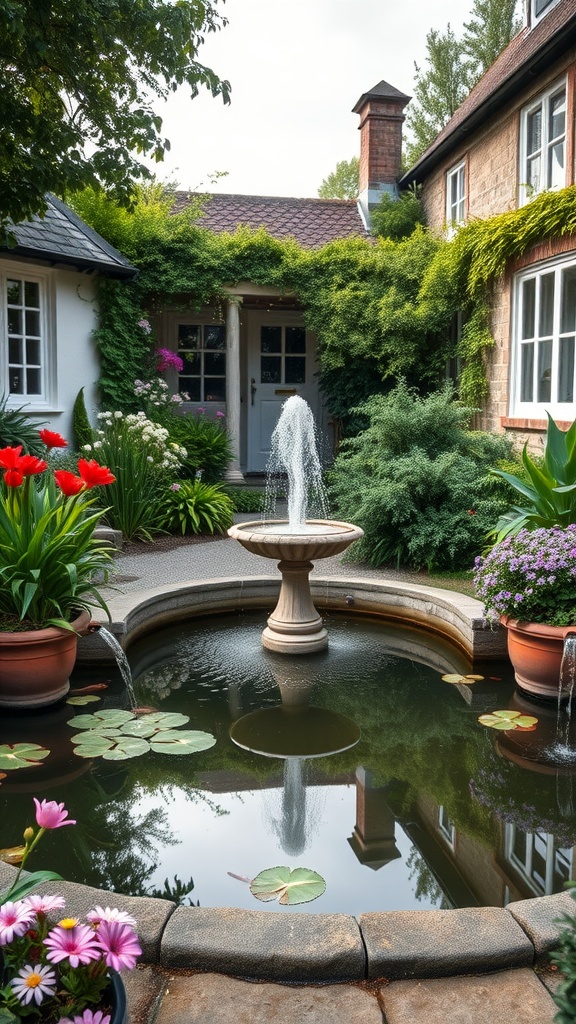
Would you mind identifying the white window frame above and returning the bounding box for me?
[445,161,466,235]
[437,805,456,850]
[504,824,573,896]
[519,78,567,205]
[530,0,562,27]
[510,254,576,419]
[0,263,54,410]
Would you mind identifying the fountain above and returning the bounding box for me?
[228,396,363,653]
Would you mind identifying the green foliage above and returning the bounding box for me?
[160,480,234,535]
[224,487,266,514]
[551,886,576,1024]
[0,397,45,454]
[0,0,230,229]
[317,157,359,200]
[462,0,521,80]
[371,185,426,241]
[329,382,513,571]
[490,414,576,540]
[168,413,232,483]
[72,388,95,451]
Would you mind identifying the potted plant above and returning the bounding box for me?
[0,431,116,709]
[0,798,141,1024]
[474,524,576,699]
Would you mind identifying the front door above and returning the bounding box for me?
[247,313,321,473]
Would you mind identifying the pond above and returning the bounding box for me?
[1,612,575,914]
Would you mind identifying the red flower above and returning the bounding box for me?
[77,459,116,489]
[0,445,23,470]
[3,469,23,487]
[54,470,85,496]
[39,429,68,450]
[18,455,47,477]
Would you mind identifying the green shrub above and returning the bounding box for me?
[224,487,266,514]
[72,387,95,450]
[168,412,232,483]
[0,396,45,453]
[329,382,513,571]
[160,480,234,534]
[550,885,576,1024]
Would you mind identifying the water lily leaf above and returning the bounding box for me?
[492,710,522,720]
[0,845,26,865]
[119,720,159,738]
[478,710,539,731]
[513,715,539,728]
[250,866,326,905]
[66,695,102,706]
[478,715,515,730]
[67,710,135,729]
[69,735,116,755]
[136,712,190,728]
[101,737,150,760]
[149,730,217,755]
[0,743,51,770]
[441,673,484,684]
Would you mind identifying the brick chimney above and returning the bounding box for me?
[353,80,411,228]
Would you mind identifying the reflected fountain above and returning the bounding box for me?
[228,396,363,653]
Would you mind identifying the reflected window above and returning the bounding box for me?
[177,323,226,403]
[505,824,573,895]
[438,805,456,849]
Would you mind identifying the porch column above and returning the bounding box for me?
[224,295,244,482]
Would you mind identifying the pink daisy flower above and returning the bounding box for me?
[24,893,66,915]
[94,920,142,971]
[86,906,137,928]
[0,901,35,945]
[11,963,57,1005]
[33,798,76,829]
[59,1011,111,1024]
[44,922,101,967]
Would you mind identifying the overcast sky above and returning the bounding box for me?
[150,0,523,198]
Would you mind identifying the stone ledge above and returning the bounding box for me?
[159,906,367,982]
[508,891,575,961]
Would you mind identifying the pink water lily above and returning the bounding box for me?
[33,798,76,829]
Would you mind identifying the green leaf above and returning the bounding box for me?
[0,743,51,770]
[149,730,217,755]
[69,735,116,754]
[135,712,190,728]
[250,866,326,905]
[68,709,135,729]
[66,695,102,705]
[3,870,63,902]
[101,737,150,760]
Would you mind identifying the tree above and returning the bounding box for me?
[462,0,522,81]
[0,0,230,229]
[404,25,473,167]
[318,157,359,200]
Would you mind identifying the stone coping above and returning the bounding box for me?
[78,575,507,665]
[0,862,570,982]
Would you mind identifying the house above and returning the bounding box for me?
[0,194,135,441]
[398,0,576,445]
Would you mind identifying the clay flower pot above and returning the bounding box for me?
[0,610,91,709]
[501,615,576,700]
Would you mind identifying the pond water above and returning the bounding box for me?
[1,612,575,914]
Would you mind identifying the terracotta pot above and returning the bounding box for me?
[501,615,576,701]
[0,610,91,709]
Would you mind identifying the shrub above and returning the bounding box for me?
[329,382,514,571]
[160,480,234,534]
[0,395,45,454]
[83,411,187,540]
[551,885,576,1024]
[223,486,266,514]
[167,412,232,483]
[72,387,95,450]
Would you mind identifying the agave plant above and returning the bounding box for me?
[490,413,576,540]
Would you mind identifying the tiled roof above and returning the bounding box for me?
[174,192,368,248]
[2,195,136,278]
[402,0,576,183]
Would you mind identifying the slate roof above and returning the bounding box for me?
[401,0,576,185]
[174,192,368,248]
[2,195,136,278]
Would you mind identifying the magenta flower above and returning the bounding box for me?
[44,923,101,967]
[86,905,137,928]
[59,1011,112,1024]
[94,921,142,971]
[155,347,183,373]
[0,901,35,945]
[24,893,66,915]
[11,963,57,1005]
[34,798,76,829]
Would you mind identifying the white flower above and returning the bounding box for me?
[82,444,93,452]
[11,965,57,1006]
[114,410,123,419]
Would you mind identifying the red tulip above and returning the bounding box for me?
[0,445,23,470]
[77,459,116,489]
[3,469,24,487]
[18,455,47,477]
[54,470,85,496]
[39,429,68,450]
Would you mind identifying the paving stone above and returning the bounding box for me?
[508,891,574,959]
[122,964,167,1024]
[154,972,383,1024]
[160,907,366,981]
[359,907,534,979]
[379,968,557,1024]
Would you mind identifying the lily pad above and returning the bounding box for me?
[66,695,102,706]
[101,737,151,760]
[249,866,326,905]
[442,673,484,685]
[0,743,51,770]
[478,710,539,731]
[133,712,190,728]
[149,730,217,755]
[68,709,135,729]
[0,845,26,865]
[69,735,117,757]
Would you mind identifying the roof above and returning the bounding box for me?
[353,79,411,114]
[401,0,576,185]
[174,192,368,248]
[1,195,136,278]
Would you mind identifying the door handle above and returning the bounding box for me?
[251,378,257,406]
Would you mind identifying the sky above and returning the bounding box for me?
[150,0,523,199]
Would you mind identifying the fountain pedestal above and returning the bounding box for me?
[263,560,327,653]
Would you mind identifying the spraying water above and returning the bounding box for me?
[97,626,138,710]
[265,396,329,531]
[546,632,576,764]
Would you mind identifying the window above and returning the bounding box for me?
[445,162,466,232]
[505,824,572,896]
[438,806,456,849]
[511,256,576,417]
[177,323,226,402]
[520,81,566,203]
[1,269,47,402]
[531,0,562,25]
[259,325,306,385]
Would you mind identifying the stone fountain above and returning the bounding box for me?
[228,396,363,654]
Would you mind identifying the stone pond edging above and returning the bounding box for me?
[0,862,570,982]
